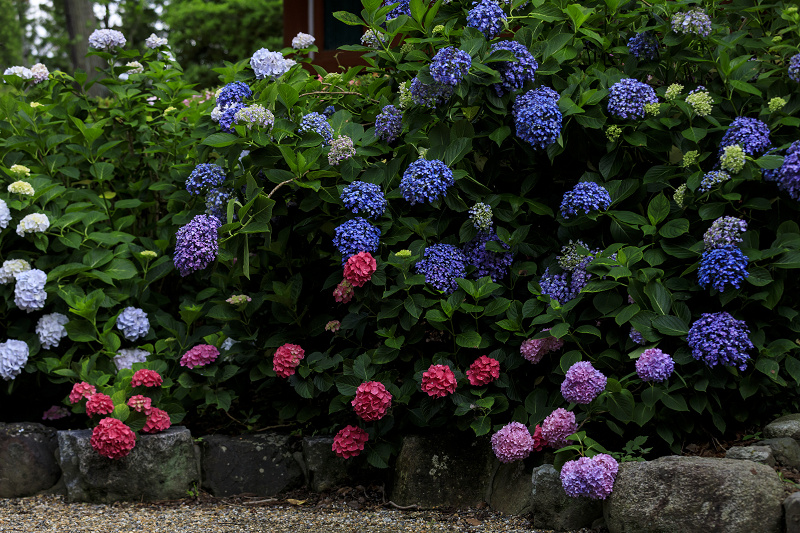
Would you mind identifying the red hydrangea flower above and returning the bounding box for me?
[127,394,152,414]
[179,344,219,369]
[332,425,369,459]
[333,279,354,303]
[352,381,392,421]
[421,364,457,398]
[273,343,305,378]
[343,251,377,287]
[466,355,500,386]
[531,424,545,452]
[131,369,163,387]
[141,407,171,434]
[85,393,114,417]
[90,417,136,459]
[68,381,96,404]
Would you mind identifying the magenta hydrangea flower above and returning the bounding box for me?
[541,408,577,449]
[561,361,607,404]
[560,453,619,500]
[491,421,535,463]
[179,344,220,369]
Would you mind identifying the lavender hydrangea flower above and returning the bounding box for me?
[174,215,222,276]
[216,82,252,109]
[560,182,611,218]
[607,78,658,119]
[491,422,534,463]
[763,141,800,200]
[541,407,577,449]
[698,246,749,292]
[698,170,731,193]
[341,181,387,219]
[561,361,607,404]
[145,33,168,48]
[415,243,468,294]
[0,339,29,381]
[234,104,274,130]
[671,8,712,37]
[333,217,381,262]
[636,348,674,382]
[88,29,126,50]
[513,87,562,149]
[328,136,356,165]
[113,348,150,371]
[627,32,659,60]
[463,228,514,281]
[375,105,403,143]
[490,40,538,96]
[560,454,618,500]
[0,199,10,229]
[467,0,506,39]
[430,47,472,86]
[687,312,753,370]
[520,330,564,363]
[251,48,291,79]
[30,63,49,83]
[383,0,411,19]
[205,188,233,220]
[186,164,226,195]
[36,313,69,349]
[14,269,46,313]
[219,103,245,133]
[719,117,771,158]
[409,77,454,108]
[629,327,646,345]
[790,54,800,83]
[298,112,334,144]
[116,307,149,341]
[703,216,747,249]
[400,159,454,205]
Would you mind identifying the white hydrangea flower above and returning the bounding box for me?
[210,105,224,123]
[250,48,291,80]
[113,348,150,371]
[0,259,31,284]
[30,63,49,83]
[8,181,34,196]
[0,339,29,381]
[88,29,127,51]
[14,269,47,313]
[125,61,144,74]
[292,32,315,49]
[3,66,33,79]
[36,313,69,349]
[145,33,168,49]
[0,199,10,229]
[16,213,49,236]
[10,164,31,178]
[221,338,239,351]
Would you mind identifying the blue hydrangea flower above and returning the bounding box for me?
[174,215,221,276]
[687,312,753,370]
[467,0,506,39]
[399,159,454,205]
[698,170,731,193]
[430,47,472,86]
[671,8,712,37]
[627,32,659,60]
[186,164,226,196]
[719,117,771,158]
[703,216,747,250]
[216,82,252,109]
[375,105,403,143]
[607,78,658,119]
[790,53,800,83]
[250,48,291,79]
[636,348,675,383]
[219,103,245,133]
[513,87,562,149]
[539,268,573,304]
[463,228,514,281]
[116,307,150,341]
[410,77,454,108]
[629,328,646,345]
[763,141,800,200]
[0,339,29,381]
[298,112,334,144]
[341,181,387,219]
[323,105,336,117]
[383,0,410,19]
[560,182,611,218]
[698,246,749,292]
[205,188,233,220]
[14,269,46,313]
[415,243,468,294]
[333,217,381,263]
[490,40,538,96]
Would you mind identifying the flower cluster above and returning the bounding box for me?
[145,33,168,48]
[703,216,747,249]
[85,393,114,417]
[14,269,47,312]
[463,229,514,281]
[490,40,538,96]
[90,418,136,459]
[513,87,562,149]
[234,105,274,130]
[174,215,221,276]
[0,339,29,381]
[671,8,712,37]
[332,425,368,459]
[8,181,34,195]
[326,320,341,332]
[686,87,713,116]
[421,364,457,397]
[560,182,611,218]
[131,369,163,388]
[665,83,683,100]
[69,382,96,403]
[375,105,403,144]
[698,170,731,193]
[467,0,506,39]
[10,164,30,178]
[226,294,252,305]
[790,53,800,83]
[218,103,244,133]
[88,29,126,50]
[605,125,622,142]
[204,188,233,220]
[491,422,535,463]
[409,77,454,108]
[361,29,387,48]
[400,159,454,205]
[720,144,746,174]
[341,181,387,219]
[635,348,675,382]
[4,66,32,79]
[179,345,219,369]
[469,202,493,230]
[0,259,30,284]
[541,408,577,449]
[561,361,607,404]
[42,406,69,420]
[607,78,658,119]
[769,97,787,113]
[687,312,753,370]
[328,136,356,165]
[298,112,333,145]
[539,269,572,304]
[36,313,69,349]
[292,32,315,49]
[520,329,564,363]
[142,408,171,434]
[416,243,468,294]
[430,47,472,86]
[116,307,149,341]
[763,141,800,200]
[251,48,292,79]
[113,348,150,371]
[333,217,381,262]
[698,245,749,292]
[560,454,619,500]
[273,343,305,378]
[674,184,688,207]
[466,355,500,386]
[344,251,377,287]
[384,0,410,19]
[628,32,658,60]
[186,164,226,196]
[16,213,49,236]
[629,328,646,345]
[719,117,771,157]
[333,279,354,303]
[352,381,392,421]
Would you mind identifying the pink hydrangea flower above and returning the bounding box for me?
[343,251,377,287]
[560,453,619,500]
[531,424,545,452]
[491,421,535,463]
[179,345,219,369]
[90,417,136,459]
[131,369,163,387]
[85,393,114,417]
[325,320,341,332]
[520,328,564,363]
[561,361,607,404]
[68,382,96,404]
[541,408,578,449]
[352,381,392,421]
[127,394,152,414]
[42,405,69,420]
[421,364,457,398]
[466,355,500,386]
[333,279,354,303]
[141,407,171,434]
[273,343,305,378]
[332,425,369,458]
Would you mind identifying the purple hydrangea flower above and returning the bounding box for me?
[328,136,356,165]
[375,105,403,143]
[636,348,674,382]
[216,82,252,109]
[513,87,562,149]
[627,32,659,60]
[332,217,381,263]
[205,188,233,220]
[409,77,454,108]
[174,215,222,276]
[491,422,534,463]
[541,407,577,449]
[561,361,607,404]
[698,170,731,192]
[790,54,800,83]
[116,307,149,341]
[341,181,387,219]
[520,329,564,363]
[323,105,336,118]
[430,47,472,86]
[687,312,753,370]
[763,141,800,200]
[399,159,454,205]
[490,40,538,96]
[219,103,245,133]
[607,78,658,119]
[703,216,747,249]
[560,182,611,218]
[383,0,410,19]
[14,269,47,313]
[88,29,126,50]
[629,327,646,345]
[467,0,507,39]
[671,8,712,37]
[186,164,226,196]
[462,228,514,281]
[298,112,334,144]
[719,117,771,158]
[560,454,618,500]
[698,246,749,292]
[415,243,467,294]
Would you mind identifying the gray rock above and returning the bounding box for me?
[785,492,800,533]
[760,437,800,469]
[0,422,60,497]
[604,456,784,533]
[302,436,349,492]
[391,434,495,508]
[489,461,534,515]
[725,445,775,466]
[764,413,800,440]
[530,464,602,530]
[201,433,303,497]
[58,426,199,503]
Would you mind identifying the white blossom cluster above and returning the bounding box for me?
[0,259,31,284]
[0,340,29,381]
[113,348,150,371]
[16,213,49,236]
[36,313,69,349]
[14,269,47,312]
[292,32,315,49]
[145,33,168,49]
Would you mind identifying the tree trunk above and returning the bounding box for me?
[63,0,106,96]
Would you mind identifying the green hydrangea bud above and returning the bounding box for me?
[686,90,713,116]
[674,184,688,208]
[399,81,413,109]
[140,250,157,259]
[400,43,415,54]
[772,35,783,43]
[769,97,787,112]
[606,125,622,142]
[433,25,445,34]
[9,164,31,178]
[681,151,699,167]
[417,147,429,159]
[558,240,590,270]
[323,72,342,84]
[644,103,660,116]
[396,249,412,257]
[468,202,493,230]
[665,84,684,101]
[720,144,746,174]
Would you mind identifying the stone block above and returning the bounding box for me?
[0,422,60,497]
[764,413,800,440]
[785,492,800,533]
[760,437,800,469]
[530,464,602,530]
[302,436,349,492]
[489,461,533,515]
[725,445,775,466]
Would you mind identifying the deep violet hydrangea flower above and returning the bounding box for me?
[216,82,252,109]
[332,425,368,459]
[400,159,454,205]
[560,182,611,218]
[629,327,646,345]
[375,105,403,143]
[463,228,514,281]
[627,32,659,60]
[491,422,535,463]
[539,268,573,304]
[186,164,226,195]
[91,418,137,459]
[333,217,381,263]
[179,345,219,369]
[467,355,500,386]
[383,0,410,19]
[467,0,506,39]
[513,87,562,149]
[698,246,749,292]
[430,47,472,86]
[561,361,607,404]
[607,78,658,119]
[718,117,771,158]
[687,312,753,370]
[341,181,387,219]
[560,454,619,500]
[174,215,221,276]
[790,54,800,83]
[671,8,712,37]
[409,77,454,108]
[698,170,731,193]
[541,408,578,449]
[352,381,392,421]
[636,348,675,383]
[0,339,29,381]
[490,40,538,96]
[703,216,747,249]
[416,243,468,294]
[763,141,800,200]
[298,112,333,144]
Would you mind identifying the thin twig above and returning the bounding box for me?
[241,498,277,505]
[385,501,419,510]
[299,90,379,103]
[267,177,299,198]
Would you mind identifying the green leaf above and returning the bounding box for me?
[644,281,671,315]
[471,416,491,436]
[647,194,670,225]
[333,10,364,25]
[606,389,635,422]
[456,331,482,348]
[658,219,690,238]
[103,258,138,280]
[202,133,239,147]
[660,393,689,412]
[652,315,689,336]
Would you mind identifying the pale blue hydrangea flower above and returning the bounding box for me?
[116,307,150,341]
